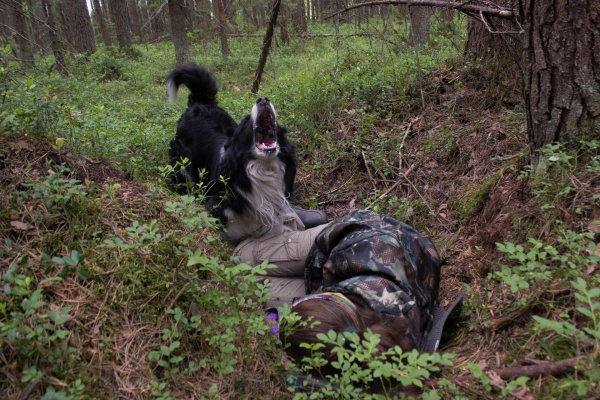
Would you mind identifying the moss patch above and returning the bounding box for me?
[456,170,502,222]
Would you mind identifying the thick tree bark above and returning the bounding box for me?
[41,0,67,76]
[167,0,190,65]
[70,0,96,53]
[108,0,132,50]
[252,0,282,94]
[92,0,112,46]
[408,5,432,46]
[26,0,48,52]
[522,0,600,156]
[6,0,35,64]
[213,0,230,59]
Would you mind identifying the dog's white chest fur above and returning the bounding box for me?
[224,158,301,241]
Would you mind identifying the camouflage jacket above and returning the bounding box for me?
[305,209,440,338]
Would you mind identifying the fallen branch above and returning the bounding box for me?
[365,164,415,211]
[323,0,517,20]
[226,32,374,38]
[492,357,584,380]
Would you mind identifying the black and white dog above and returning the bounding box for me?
[167,63,299,241]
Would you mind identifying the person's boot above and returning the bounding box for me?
[291,205,328,228]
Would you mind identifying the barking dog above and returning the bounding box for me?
[167,63,300,242]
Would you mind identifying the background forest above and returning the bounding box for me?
[0,0,599,399]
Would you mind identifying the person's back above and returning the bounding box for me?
[284,209,441,368]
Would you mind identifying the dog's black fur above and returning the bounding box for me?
[167,63,297,241]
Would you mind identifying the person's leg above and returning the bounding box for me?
[234,223,329,277]
[265,277,306,309]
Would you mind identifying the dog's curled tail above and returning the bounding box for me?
[166,63,218,105]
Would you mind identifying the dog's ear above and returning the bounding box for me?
[276,124,288,140]
[237,115,252,131]
[231,115,254,148]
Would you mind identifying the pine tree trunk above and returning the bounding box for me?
[41,0,67,76]
[195,0,212,36]
[522,0,600,156]
[290,0,307,32]
[70,0,96,53]
[108,0,132,50]
[213,0,229,59]
[128,0,143,40]
[92,0,112,46]
[279,3,289,44]
[167,0,190,65]
[26,0,47,52]
[7,0,35,64]
[408,5,431,46]
[146,0,166,41]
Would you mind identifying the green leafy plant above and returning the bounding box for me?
[45,249,89,280]
[493,229,598,299]
[102,219,170,252]
[288,328,454,399]
[491,226,599,397]
[16,165,88,212]
[164,195,219,246]
[0,258,79,396]
[148,307,202,377]
[531,277,600,397]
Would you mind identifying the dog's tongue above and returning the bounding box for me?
[257,136,276,151]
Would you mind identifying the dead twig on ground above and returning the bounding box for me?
[365,164,415,210]
[398,120,414,170]
[491,357,585,379]
[361,151,378,191]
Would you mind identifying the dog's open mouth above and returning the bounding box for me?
[251,97,279,156]
[255,127,277,154]
[253,104,278,155]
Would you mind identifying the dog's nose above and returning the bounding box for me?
[256,97,270,105]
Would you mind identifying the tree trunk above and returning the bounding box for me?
[167,0,190,65]
[522,0,600,156]
[92,0,112,46]
[70,0,96,53]
[290,0,307,32]
[279,3,289,45]
[196,0,212,32]
[128,0,143,41]
[26,0,48,52]
[41,0,68,76]
[213,0,229,59]
[6,0,35,64]
[251,0,282,94]
[109,0,132,50]
[146,0,167,41]
[408,5,431,46]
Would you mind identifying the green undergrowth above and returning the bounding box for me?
[1,13,599,400]
[461,140,600,399]
[0,143,290,398]
[0,17,466,182]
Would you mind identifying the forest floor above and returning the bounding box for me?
[1,62,598,399]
